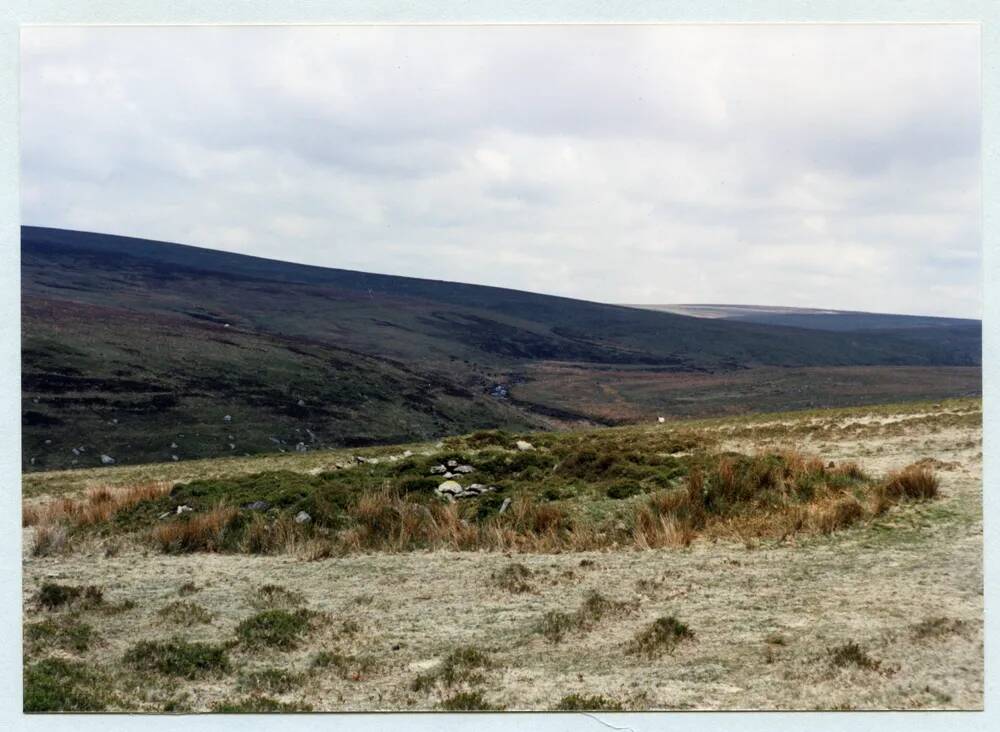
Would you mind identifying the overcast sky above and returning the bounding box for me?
[21,25,981,317]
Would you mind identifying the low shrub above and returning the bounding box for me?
[37,583,103,610]
[236,609,313,650]
[25,618,96,653]
[310,651,379,681]
[24,658,106,712]
[237,667,303,693]
[828,641,881,671]
[157,601,213,625]
[438,690,502,711]
[491,563,533,593]
[554,693,624,711]
[411,646,491,692]
[627,616,694,657]
[211,696,313,713]
[123,638,231,678]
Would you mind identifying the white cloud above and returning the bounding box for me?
[20,24,981,317]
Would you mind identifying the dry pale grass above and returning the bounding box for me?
[150,505,240,553]
[23,482,171,528]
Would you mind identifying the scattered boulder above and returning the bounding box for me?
[295,442,308,452]
[170,442,178,449]
[443,472,455,479]
[294,511,312,524]
[657,416,666,424]
[244,500,271,511]
[446,459,459,468]
[100,454,115,465]
[297,399,306,407]
[454,465,474,474]
[223,415,232,423]
[499,497,512,514]
[436,480,463,495]
[171,455,179,461]
[429,465,447,475]
[515,440,534,451]
[157,511,172,520]
[176,505,193,515]
[403,450,414,458]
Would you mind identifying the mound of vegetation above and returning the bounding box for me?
[24,422,941,555]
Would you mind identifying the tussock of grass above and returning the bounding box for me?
[237,667,303,694]
[150,504,242,553]
[123,638,231,678]
[627,616,694,657]
[882,465,940,502]
[157,601,213,625]
[236,609,313,650]
[827,641,882,671]
[491,563,533,593]
[24,658,107,712]
[411,646,491,692]
[26,617,96,653]
[438,690,503,711]
[211,696,313,713]
[310,651,379,681]
[912,617,968,640]
[23,482,172,528]
[31,524,68,556]
[554,693,624,711]
[250,584,306,610]
[537,590,637,643]
[36,583,103,610]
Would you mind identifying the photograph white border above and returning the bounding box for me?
[1,2,995,730]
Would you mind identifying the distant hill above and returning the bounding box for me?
[631,303,978,332]
[21,226,982,470]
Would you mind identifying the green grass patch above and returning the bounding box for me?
[236,609,313,650]
[25,617,96,653]
[24,658,107,712]
[627,616,694,657]
[123,638,231,678]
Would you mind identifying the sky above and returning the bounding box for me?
[20,24,981,318]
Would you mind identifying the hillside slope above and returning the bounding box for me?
[21,226,982,469]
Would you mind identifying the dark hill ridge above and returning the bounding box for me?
[21,226,981,470]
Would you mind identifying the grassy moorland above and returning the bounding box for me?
[22,398,982,711]
[22,226,981,471]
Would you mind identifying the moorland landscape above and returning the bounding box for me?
[21,227,983,712]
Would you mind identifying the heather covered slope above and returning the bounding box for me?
[21,226,982,470]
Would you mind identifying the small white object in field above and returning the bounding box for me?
[100,454,115,465]
[499,497,512,514]
[295,511,312,524]
[176,505,193,515]
[223,415,232,423]
[658,416,666,423]
[436,480,463,495]
[515,440,534,451]
[171,455,179,461]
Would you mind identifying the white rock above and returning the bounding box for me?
[515,440,534,451]
[295,511,312,524]
[100,454,115,465]
[171,455,179,461]
[446,459,459,468]
[436,480,463,495]
[176,505,193,515]
[454,465,474,474]
[499,497,512,514]
[657,416,666,424]
[429,465,447,475]
[223,415,232,423]
[403,450,414,458]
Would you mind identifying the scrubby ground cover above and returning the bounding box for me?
[22,399,982,711]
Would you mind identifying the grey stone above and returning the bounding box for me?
[176,505,193,515]
[436,480,463,495]
[223,415,232,423]
[100,454,115,465]
[171,455,179,461]
[244,500,270,511]
[295,511,312,524]
[429,464,447,475]
[515,440,534,451]
[446,459,459,468]
[454,465,474,474]
[499,497,512,514]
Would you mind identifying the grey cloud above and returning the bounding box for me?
[20,24,981,318]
